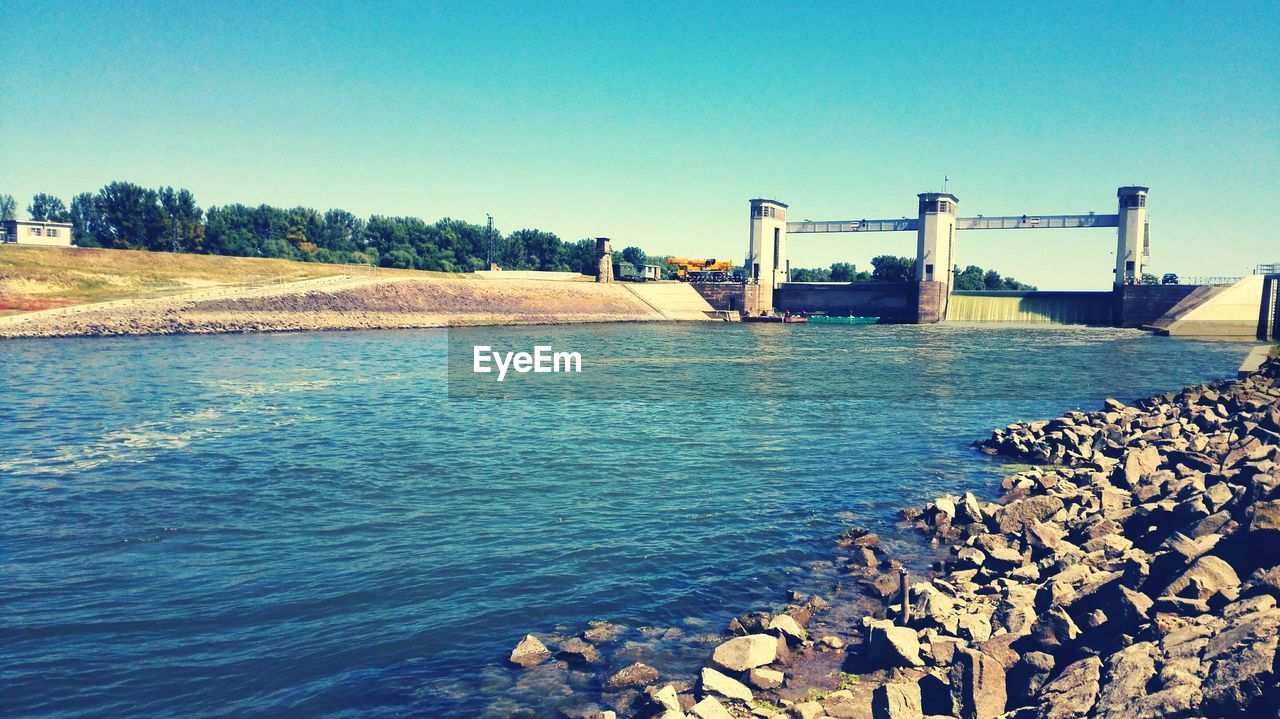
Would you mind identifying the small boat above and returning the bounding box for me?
[741,312,809,324]
[808,315,879,325]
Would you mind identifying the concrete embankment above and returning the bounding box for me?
[0,276,718,338]
[506,356,1280,719]
[1147,275,1273,337]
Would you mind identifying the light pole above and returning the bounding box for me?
[485,213,495,268]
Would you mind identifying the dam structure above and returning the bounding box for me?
[741,186,1153,323]
[685,184,1274,336]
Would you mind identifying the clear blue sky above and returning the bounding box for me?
[2,1,1276,288]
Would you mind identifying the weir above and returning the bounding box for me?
[945,291,1115,324]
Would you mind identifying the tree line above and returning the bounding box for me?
[1,185,1033,287]
[791,256,1035,290]
[0,184,671,275]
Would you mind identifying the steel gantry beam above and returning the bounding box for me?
[956,213,1119,230]
[786,218,917,233]
[787,213,1118,234]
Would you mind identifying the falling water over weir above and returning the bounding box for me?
[945,290,1115,324]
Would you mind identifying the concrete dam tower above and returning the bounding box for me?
[915,192,958,322]
[1115,186,1149,287]
[747,199,789,314]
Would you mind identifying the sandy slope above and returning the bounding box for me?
[0,275,714,338]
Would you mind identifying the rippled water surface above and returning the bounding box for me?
[0,324,1249,718]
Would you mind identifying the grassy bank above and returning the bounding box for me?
[0,245,450,315]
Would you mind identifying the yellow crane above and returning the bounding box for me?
[666,257,738,282]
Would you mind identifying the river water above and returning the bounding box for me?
[0,324,1249,718]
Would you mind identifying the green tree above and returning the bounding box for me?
[620,246,647,272]
[69,192,105,247]
[0,193,16,222]
[983,269,1003,290]
[871,255,915,282]
[28,193,69,222]
[790,266,831,282]
[953,265,986,291]
[158,187,203,253]
[320,209,364,254]
[559,238,598,275]
[509,229,562,270]
[96,182,167,249]
[829,262,857,282]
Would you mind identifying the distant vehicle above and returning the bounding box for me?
[1162,273,1180,285]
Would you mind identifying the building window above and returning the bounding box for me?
[31,227,42,236]
[772,229,780,267]
[938,201,949,213]
[925,263,934,281]
[47,228,58,237]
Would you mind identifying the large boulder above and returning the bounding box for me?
[996,495,1065,534]
[948,647,1005,719]
[690,696,733,719]
[824,686,875,719]
[747,667,783,690]
[769,614,808,644]
[606,662,659,688]
[556,637,600,665]
[1029,606,1080,650]
[728,611,773,635]
[1091,642,1159,719]
[1119,445,1164,488]
[790,701,825,719]
[994,585,1038,637]
[699,667,752,702]
[1033,656,1101,719]
[649,684,682,712]
[1096,639,1204,719]
[1201,606,1280,714]
[866,620,924,668]
[1160,554,1241,604]
[509,634,552,667]
[871,681,923,719]
[710,634,776,672]
[1008,651,1055,705]
[583,620,626,643]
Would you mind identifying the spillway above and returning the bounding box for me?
[945,291,1114,325]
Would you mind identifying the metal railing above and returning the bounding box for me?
[1178,276,1243,286]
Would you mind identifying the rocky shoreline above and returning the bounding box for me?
[505,355,1280,719]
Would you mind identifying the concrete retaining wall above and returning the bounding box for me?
[689,283,758,313]
[775,282,919,321]
[1115,284,1202,328]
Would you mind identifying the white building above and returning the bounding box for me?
[1,219,74,246]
